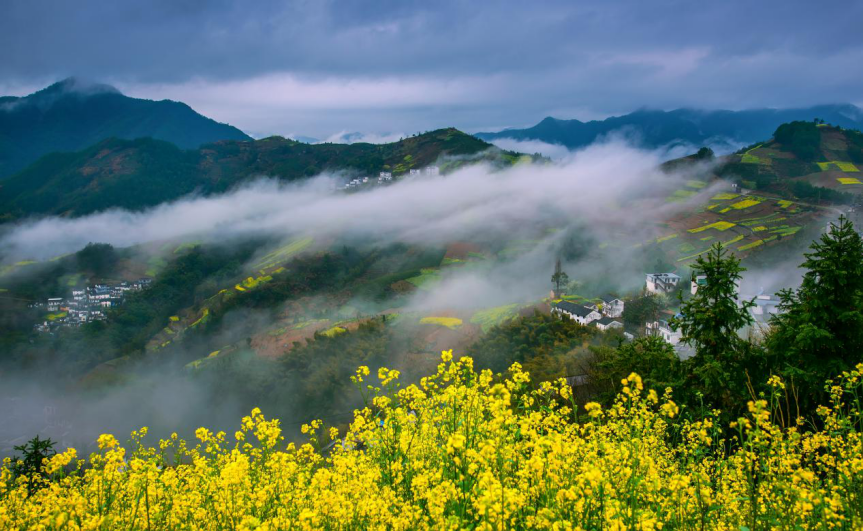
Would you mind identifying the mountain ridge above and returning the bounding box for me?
[477,105,863,151]
[0,128,512,220]
[0,78,252,178]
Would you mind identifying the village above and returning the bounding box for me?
[551,269,781,359]
[341,165,439,190]
[30,278,152,333]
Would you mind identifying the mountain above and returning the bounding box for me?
[714,121,863,201]
[476,105,863,151]
[0,78,251,179]
[0,128,505,220]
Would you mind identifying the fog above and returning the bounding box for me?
[0,139,696,264]
[2,138,797,456]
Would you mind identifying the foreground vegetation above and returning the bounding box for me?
[3,351,862,529]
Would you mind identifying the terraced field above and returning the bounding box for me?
[652,191,817,264]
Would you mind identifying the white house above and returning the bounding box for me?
[691,275,707,295]
[553,301,601,325]
[409,169,422,176]
[747,293,782,338]
[594,316,624,331]
[596,295,625,318]
[645,320,682,345]
[379,171,393,180]
[645,273,681,294]
[424,166,440,176]
[46,298,63,312]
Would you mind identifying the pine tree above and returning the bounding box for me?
[767,216,863,406]
[671,243,754,407]
[551,258,569,295]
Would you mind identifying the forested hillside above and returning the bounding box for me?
[0,78,251,179]
[0,128,507,220]
[476,104,863,150]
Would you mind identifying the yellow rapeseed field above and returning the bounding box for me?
[2,352,862,530]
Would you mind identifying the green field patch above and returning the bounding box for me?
[236,274,273,291]
[666,189,697,202]
[688,221,736,233]
[45,311,67,321]
[677,242,696,254]
[837,177,863,185]
[254,237,314,270]
[740,213,783,227]
[420,316,463,329]
[470,304,522,332]
[441,257,466,266]
[173,241,201,254]
[676,248,711,262]
[62,273,83,287]
[771,226,802,237]
[818,161,860,172]
[676,234,745,262]
[739,235,778,251]
[146,256,168,277]
[685,180,708,190]
[711,193,739,201]
[189,308,210,328]
[741,145,770,165]
[655,233,678,243]
[777,199,794,208]
[292,319,328,330]
[699,236,714,241]
[722,235,745,247]
[406,268,441,290]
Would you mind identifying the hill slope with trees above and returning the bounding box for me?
[477,105,863,150]
[0,128,506,220]
[0,78,251,179]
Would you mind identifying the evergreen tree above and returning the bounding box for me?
[588,336,682,405]
[551,259,569,295]
[671,243,754,408]
[767,216,863,407]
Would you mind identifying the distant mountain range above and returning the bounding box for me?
[0,78,251,178]
[0,128,504,220]
[476,105,863,151]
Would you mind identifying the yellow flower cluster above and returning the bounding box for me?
[2,354,863,530]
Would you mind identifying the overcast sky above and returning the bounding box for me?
[2,0,862,138]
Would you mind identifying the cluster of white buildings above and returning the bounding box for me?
[32,279,151,333]
[341,166,439,190]
[551,270,783,360]
[552,296,631,337]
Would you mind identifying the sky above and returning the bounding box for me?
[2,0,863,139]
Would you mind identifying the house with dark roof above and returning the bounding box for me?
[594,316,623,331]
[552,300,601,325]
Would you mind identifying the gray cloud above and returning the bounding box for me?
[2,0,862,136]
